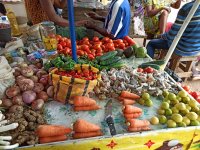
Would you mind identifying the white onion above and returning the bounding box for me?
[21,67,34,77]
[47,86,54,98]
[33,83,44,93]
[19,79,34,91]
[22,91,37,104]
[6,86,20,98]
[31,99,44,110]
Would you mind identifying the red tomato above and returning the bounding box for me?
[102,37,110,43]
[96,53,103,56]
[93,36,99,42]
[57,44,63,50]
[77,50,85,56]
[107,39,113,43]
[182,85,190,92]
[96,47,103,53]
[106,43,115,51]
[82,40,90,45]
[81,45,89,51]
[118,43,125,49]
[64,47,71,54]
[116,39,123,44]
[56,35,62,39]
[88,54,95,60]
[62,37,68,42]
[93,44,101,50]
[144,67,154,73]
[192,92,200,99]
[83,37,89,41]
[137,68,144,73]
[60,41,67,47]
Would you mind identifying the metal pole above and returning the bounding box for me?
[67,0,77,62]
[163,0,200,69]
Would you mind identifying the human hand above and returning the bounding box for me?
[162,6,171,13]
[75,20,88,26]
[84,21,96,29]
[86,12,100,20]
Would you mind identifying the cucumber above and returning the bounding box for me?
[139,63,160,70]
[99,51,118,61]
[142,60,165,66]
[100,56,122,66]
[108,61,125,69]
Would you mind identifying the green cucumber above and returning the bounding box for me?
[142,60,165,66]
[100,56,121,66]
[99,51,118,61]
[139,63,160,70]
[108,61,125,69]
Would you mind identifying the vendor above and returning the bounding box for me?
[83,0,131,39]
[0,3,6,16]
[146,1,200,58]
[24,0,85,27]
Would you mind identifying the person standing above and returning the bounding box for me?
[84,0,131,39]
[146,1,200,58]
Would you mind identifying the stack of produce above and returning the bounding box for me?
[150,90,200,128]
[56,35,137,59]
[69,96,101,111]
[126,119,150,132]
[138,92,153,107]
[123,105,143,120]
[182,85,200,103]
[36,125,72,144]
[118,91,140,105]
[73,119,103,139]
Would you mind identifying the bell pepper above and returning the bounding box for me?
[55,61,64,68]
[44,61,53,71]
[51,57,62,65]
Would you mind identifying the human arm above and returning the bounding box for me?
[39,0,69,27]
[54,0,67,9]
[86,12,106,22]
[145,5,165,17]
[171,0,181,9]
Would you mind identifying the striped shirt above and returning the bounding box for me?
[161,1,200,56]
[104,0,131,39]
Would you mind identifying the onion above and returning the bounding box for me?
[9,105,23,113]
[2,99,13,108]
[39,77,48,86]
[37,91,48,101]
[13,67,21,77]
[16,75,26,85]
[48,77,53,86]
[30,75,39,83]
[36,70,47,79]
[33,83,44,93]
[47,86,54,98]
[29,64,39,74]
[21,67,34,77]
[36,62,42,69]
[22,90,37,104]
[18,62,28,68]
[12,95,24,106]
[19,79,34,91]
[31,99,44,110]
[6,86,20,98]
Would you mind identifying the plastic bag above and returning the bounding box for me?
[50,64,101,104]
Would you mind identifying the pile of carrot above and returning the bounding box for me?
[70,96,101,111]
[123,105,143,120]
[118,91,140,105]
[36,125,72,144]
[73,119,103,139]
[127,119,150,132]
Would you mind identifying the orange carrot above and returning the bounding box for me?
[73,119,101,133]
[124,112,142,119]
[36,125,72,138]
[39,135,67,144]
[74,105,101,111]
[73,131,102,139]
[128,126,151,132]
[122,99,136,105]
[120,91,140,99]
[70,96,96,106]
[127,119,150,128]
[118,96,136,101]
[123,105,142,114]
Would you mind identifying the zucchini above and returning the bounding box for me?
[99,51,118,61]
[100,56,122,66]
[139,63,160,70]
[142,60,165,66]
[108,61,125,69]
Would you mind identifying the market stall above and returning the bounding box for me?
[1,1,200,150]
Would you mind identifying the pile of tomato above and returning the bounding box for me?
[182,85,200,103]
[55,70,98,80]
[56,35,136,60]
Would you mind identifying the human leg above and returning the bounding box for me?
[146,39,169,58]
[159,10,169,34]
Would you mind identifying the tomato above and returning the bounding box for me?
[82,40,90,45]
[93,36,99,42]
[94,41,102,45]
[57,44,63,50]
[137,68,144,73]
[107,39,113,43]
[192,92,200,99]
[182,85,190,92]
[102,37,110,43]
[60,41,67,47]
[106,43,115,51]
[56,35,62,39]
[93,44,101,50]
[81,45,89,51]
[96,53,103,56]
[66,41,71,48]
[96,47,103,53]
[118,43,125,49]
[116,39,123,44]
[114,43,119,48]
[77,50,85,56]
[88,54,95,60]
[83,37,89,41]
[144,67,154,73]
[64,47,71,54]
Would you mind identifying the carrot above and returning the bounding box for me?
[73,119,101,133]
[122,99,136,105]
[70,96,96,106]
[39,135,67,144]
[127,119,150,128]
[118,96,136,101]
[128,126,151,132]
[73,131,102,139]
[123,105,142,114]
[36,125,72,138]
[74,105,101,111]
[120,91,140,99]
[124,112,142,119]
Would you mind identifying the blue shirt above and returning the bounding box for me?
[104,0,131,39]
[161,1,200,56]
